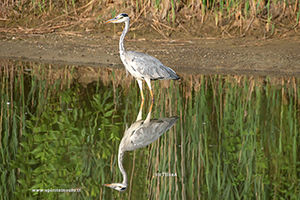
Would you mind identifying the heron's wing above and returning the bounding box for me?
[126,51,179,80]
[125,117,178,151]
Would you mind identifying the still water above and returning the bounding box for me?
[1,59,300,199]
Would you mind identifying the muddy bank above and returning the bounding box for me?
[0,33,300,76]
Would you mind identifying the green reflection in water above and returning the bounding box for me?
[1,60,300,199]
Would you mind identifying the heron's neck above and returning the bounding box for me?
[119,20,129,54]
[118,143,128,186]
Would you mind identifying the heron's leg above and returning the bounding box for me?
[149,100,153,113]
[137,98,144,120]
[136,102,143,121]
[137,79,144,101]
[144,78,154,101]
[145,102,153,124]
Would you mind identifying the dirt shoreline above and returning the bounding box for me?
[0,33,300,77]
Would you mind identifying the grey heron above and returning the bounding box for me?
[104,103,178,191]
[104,13,180,101]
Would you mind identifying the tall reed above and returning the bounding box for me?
[1,0,299,36]
[1,60,300,199]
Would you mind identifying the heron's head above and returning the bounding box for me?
[104,183,127,192]
[104,13,129,24]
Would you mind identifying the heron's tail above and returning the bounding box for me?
[167,67,180,80]
[172,75,180,80]
[152,65,180,80]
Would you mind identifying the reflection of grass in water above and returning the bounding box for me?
[148,75,300,199]
[0,61,125,199]
[1,60,300,199]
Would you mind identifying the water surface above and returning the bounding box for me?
[1,59,300,199]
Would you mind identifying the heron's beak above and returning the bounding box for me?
[104,183,127,192]
[104,18,118,24]
[104,183,115,188]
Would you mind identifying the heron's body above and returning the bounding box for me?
[105,13,180,100]
[104,106,178,191]
[123,51,179,81]
[121,116,179,151]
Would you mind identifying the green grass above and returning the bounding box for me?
[146,75,300,199]
[1,60,300,199]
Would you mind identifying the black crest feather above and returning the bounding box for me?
[120,13,128,17]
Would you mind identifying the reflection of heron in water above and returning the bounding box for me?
[104,13,180,101]
[104,103,178,191]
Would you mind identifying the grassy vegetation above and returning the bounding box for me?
[1,60,300,199]
[0,0,299,37]
[147,75,300,199]
[0,61,124,199]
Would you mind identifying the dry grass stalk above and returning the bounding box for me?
[0,0,299,37]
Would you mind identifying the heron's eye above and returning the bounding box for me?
[119,16,123,19]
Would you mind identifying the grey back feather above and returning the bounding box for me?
[123,116,178,151]
[125,51,179,80]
